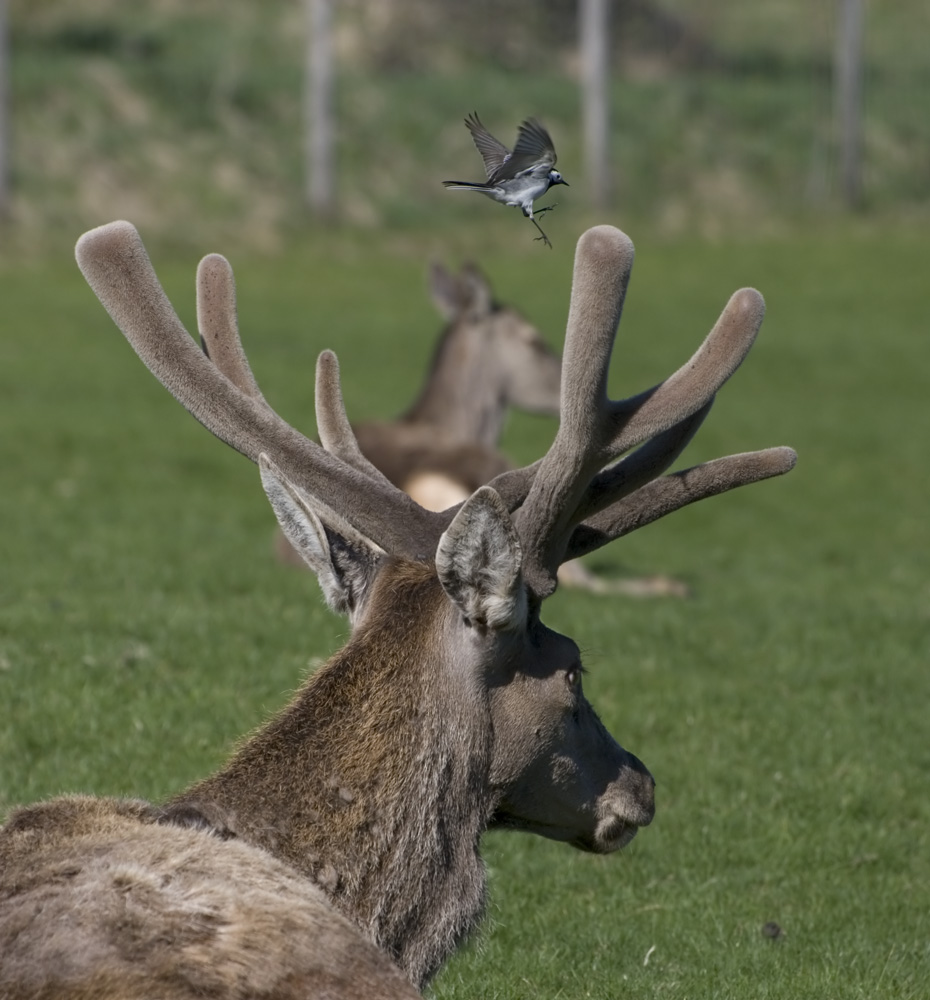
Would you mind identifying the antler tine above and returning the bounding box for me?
[603,287,765,458]
[196,257,400,493]
[566,446,797,561]
[487,402,710,518]
[513,225,784,597]
[512,226,634,595]
[76,221,447,561]
[574,401,714,522]
[314,350,398,488]
[196,253,267,404]
[491,397,791,543]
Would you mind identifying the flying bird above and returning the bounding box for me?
[443,113,568,248]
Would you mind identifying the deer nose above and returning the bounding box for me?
[636,776,657,826]
[623,752,656,826]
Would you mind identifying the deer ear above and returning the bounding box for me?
[428,260,464,321]
[436,487,527,631]
[459,263,493,321]
[260,456,384,621]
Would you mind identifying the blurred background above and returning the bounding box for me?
[0,0,927,255]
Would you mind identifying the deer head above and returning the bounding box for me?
[424,259,562,422]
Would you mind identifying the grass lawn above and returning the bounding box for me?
[1,219,928,998]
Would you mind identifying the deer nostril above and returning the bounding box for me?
[592,813,639,853]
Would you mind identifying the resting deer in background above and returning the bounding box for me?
[274,259,688,596]
[273,259,559,537]
[0,222,796,999]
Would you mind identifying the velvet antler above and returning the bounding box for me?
[76,221,795,594]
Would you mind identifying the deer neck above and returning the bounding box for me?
[404,323,505,448]
[165,567,495,988]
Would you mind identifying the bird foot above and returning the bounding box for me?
[529,215,553,248]
[535,204,558,217]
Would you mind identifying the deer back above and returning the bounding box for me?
[0,796,420,999]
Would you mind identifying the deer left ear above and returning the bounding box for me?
[260,455,385,622]
[435,487,527,631]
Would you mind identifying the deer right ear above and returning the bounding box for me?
[259,455,384,620]
[459,263,493,321]
[428,260,463,321]
[435,487,527,632]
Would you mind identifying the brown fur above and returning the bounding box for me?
[170,563,492,981]
[0,798,419,1000]
[0,533,655,995]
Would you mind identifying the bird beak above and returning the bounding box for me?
[560,179,570,187]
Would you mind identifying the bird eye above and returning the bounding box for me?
[565,667,582,689]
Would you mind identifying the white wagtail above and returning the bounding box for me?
[443,113,568,248]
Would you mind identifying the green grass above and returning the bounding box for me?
[1,220,927,997]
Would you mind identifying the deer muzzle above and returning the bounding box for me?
[580,757,656,855]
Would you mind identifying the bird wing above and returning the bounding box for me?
[491,118,557,181]
[464,113,512,181]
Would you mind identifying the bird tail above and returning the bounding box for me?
[442,181,489,191]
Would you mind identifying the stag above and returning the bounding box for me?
[0,222,796,999]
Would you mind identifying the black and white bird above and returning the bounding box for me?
[443,113,568,248]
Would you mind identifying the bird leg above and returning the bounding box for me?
[535,204,557,217]
[529,215,553,249]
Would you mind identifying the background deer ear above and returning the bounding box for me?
[428,260,465,321]
[436,487,527,631]
[260,456,384,621]
[459,263,493,321]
